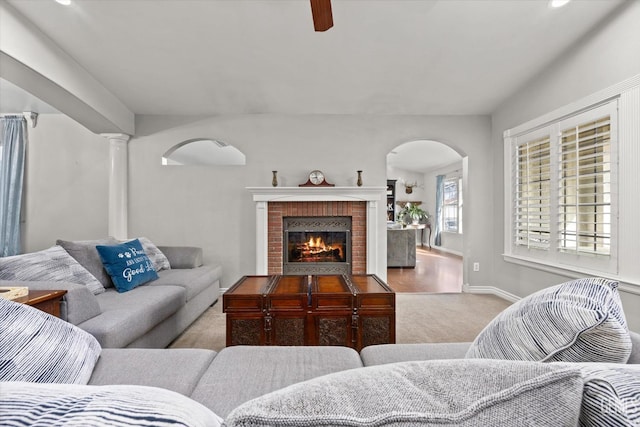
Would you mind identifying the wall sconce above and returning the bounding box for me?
[404,181,418,194]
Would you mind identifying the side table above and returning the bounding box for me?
[405,223,432,249]
[14,290,67,318]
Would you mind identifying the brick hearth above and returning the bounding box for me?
[268,201,367,274]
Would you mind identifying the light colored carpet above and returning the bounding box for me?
[169,293,511,352]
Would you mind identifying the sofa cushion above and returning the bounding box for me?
[151,264,222,301]
[360,342,472,366]
[0,382,222,427]
[0,298,101,384]
[96,239,158,293]
[465,277,631,363]
[191,345,364,419]
[578,363,640,426]
[89,348,216,396]
[158,245,203,269]
[0,245,105,295]
[56,237,119,288]
[79,285,185,348]
[224,359,584,427]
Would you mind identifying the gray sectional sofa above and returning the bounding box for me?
[2,274,640,425]
[2,322,639,425]
[89,333,640,419]
[1,244,222,348]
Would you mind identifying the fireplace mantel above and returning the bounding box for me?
[247,186,386,202]
[248,187,386,277]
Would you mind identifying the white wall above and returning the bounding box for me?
[127,114,491,287]
[20,115,490,291]
[22,114,109,251]
[491,1,640,330]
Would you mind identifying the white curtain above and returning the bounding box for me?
[0,116,27,257]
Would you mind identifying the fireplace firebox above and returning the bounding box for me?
[283,217,351,275]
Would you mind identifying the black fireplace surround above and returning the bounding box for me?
[283,216,351,275]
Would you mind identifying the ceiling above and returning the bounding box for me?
[1,0,626,117]
[0,0,626,174]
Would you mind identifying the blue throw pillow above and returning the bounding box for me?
[96,239,158,292]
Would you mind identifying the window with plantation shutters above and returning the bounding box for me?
[557,113,612,257]
[505,100,618,274]
[514,134,551,250]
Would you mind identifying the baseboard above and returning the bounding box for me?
[463,284,521,303]
[219,287,229,294]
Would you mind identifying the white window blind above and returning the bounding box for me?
[507,100,618,274]
[514,134,551,250]
[557,114,612,257]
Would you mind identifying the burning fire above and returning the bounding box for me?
[308,236,325,249]
[289,233,346,263]
[297,235,343,259]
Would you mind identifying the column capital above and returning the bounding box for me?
[100,133,131,143]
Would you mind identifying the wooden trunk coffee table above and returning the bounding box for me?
[223,274,395,351]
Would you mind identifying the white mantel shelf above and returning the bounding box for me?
[247,186,386,202]
[248,186,386,277]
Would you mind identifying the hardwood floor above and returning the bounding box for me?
[386,246,462,293]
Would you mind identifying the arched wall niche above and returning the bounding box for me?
[162,138,246,166]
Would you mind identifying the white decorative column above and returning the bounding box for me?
[255,201,269,275]
[366,200,379,275]
[101,133,130,240]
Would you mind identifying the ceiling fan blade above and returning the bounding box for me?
[310,0,333,32]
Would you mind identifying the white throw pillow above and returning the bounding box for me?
[0,382,223,427]
[465,277,631,363]
[0,298,101,384]
[0,245,105,295]
[578,363,640,426]
[128,237,171,271]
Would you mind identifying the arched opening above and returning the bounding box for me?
[162,138,246,166]
[386,139,466,293]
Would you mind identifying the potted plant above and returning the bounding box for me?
[398,203,429,225]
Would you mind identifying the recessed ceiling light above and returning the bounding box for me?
[55,0,71,5]
[549,0,571,8]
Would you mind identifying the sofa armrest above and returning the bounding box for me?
[3,280,102,325]
[157,246,203,269]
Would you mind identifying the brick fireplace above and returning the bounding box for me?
[272,202,365,275]
[248,187,386,277]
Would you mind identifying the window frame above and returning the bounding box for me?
[508,101,618,274]
[503,75,640,288]
[442,175,462,234]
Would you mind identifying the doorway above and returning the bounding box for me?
[386,140,465,293]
